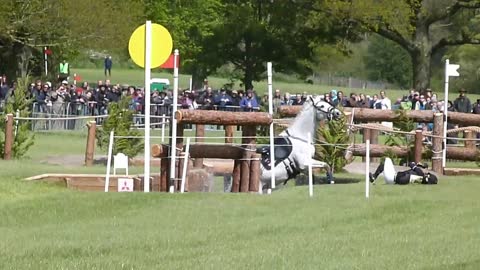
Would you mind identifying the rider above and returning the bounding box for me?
[369,158,438,185]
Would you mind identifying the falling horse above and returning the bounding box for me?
[257,96,342,190]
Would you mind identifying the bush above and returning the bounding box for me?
[0,77,35,159]
[96,96,143,158]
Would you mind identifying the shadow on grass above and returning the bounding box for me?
[294,174,362,186]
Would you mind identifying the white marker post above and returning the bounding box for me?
[105,131,114,192]
[143,20,152,192]
[267,62,275,193]
[443,59,460,168]
[365,139,370,199]
[44,47,48,76]
[180,137,191,193]
[307,132,313,197]
[169,49,180,193]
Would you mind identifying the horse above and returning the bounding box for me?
[257,96,342,190]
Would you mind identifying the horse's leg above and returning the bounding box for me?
[309,159,334,184]
[223,174,232,192]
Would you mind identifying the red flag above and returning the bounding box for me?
[44,49,52,55]
[160,54,180,69]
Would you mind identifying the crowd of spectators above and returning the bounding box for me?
[1,76,480,133]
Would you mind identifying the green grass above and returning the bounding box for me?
[72,68,480,101]
[3,119,480,269]
[1,157,480,269]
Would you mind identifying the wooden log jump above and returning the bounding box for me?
[279,106,480,126]
[175,109,272,125]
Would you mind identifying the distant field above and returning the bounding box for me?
[73,68,480,102]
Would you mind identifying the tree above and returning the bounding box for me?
[309,0,480,91]
[364,35,413,89]
[144,0,224,88]
[0,0,143,81]
[202,0,344,90]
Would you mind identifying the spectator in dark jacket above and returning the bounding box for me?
[453,89,472,113]
[214,88,233,110]
[240,90,259,111]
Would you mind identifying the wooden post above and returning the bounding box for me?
[225,125,235,144]
[193,124,204,168]
[362,128,371,162]
[432,113,443,174]
[464,130,475,150]
[84,121,96,166]
[414,129,423,164]
[240,125,257,192]
[4,114,13,160]
[160,157,169,192]
[232,160,241,192]
[249,153,261,192]
[239,151,251,192]
[369,129,379,162]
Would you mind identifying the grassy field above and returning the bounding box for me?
[72,68,480,101]
[1,130,480,269]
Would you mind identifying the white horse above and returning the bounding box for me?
[258,96,342,189]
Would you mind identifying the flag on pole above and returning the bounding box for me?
[160,54,180,69]
[446,63,460,77]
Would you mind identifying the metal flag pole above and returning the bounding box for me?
[169,49,180,193]
[267,62,275,194]
[443,59,449,169]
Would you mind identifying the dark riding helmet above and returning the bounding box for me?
[422,172,438,185]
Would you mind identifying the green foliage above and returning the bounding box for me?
[0,77,35,159]
[384,109,416,164]
[96,97,143,158]
[364,35,412,88]
[314,115,351,173]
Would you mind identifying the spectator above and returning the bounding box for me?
[414,95,427,110]
[337,91,347,107]
[58,60,70,83]
[198,87,215,110]
[379,90,392,128]
[330,89,338,107]
[453,89,472,113]
[231,90,242,107]
[292,93,302,105]
[50,81,71,116]
[214,88,233,110]
[473,99,480,114]
[380,90,391,110]
[104,56,113,77]
[273,89,282,113]
[240,90,259,111]
[357,93,369,108]
[95,85,109,115]
[371,94,381,109]
[283,92,293,106]
[346,93,358,107]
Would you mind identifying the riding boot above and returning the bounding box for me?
[371,163,385,180]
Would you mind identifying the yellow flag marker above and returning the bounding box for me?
[128,23,173,68]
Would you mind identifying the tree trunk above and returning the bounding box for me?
[14,42,32,79]
[243,36,254,91]
[411,24,432,91]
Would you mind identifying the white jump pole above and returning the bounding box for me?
[180,137,191,193]
[169,49,180,193]
[104,130,114,192]
[143,20,152,192]
[267,62,275,194]
[442,59,449,169]
[307,132,313,197]
[365,138,370,199]
[189,77,193,91]
[161,114,166,143]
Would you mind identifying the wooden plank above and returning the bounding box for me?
[175,109,272,126]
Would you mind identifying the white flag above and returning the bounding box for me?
[447,63,460,77]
